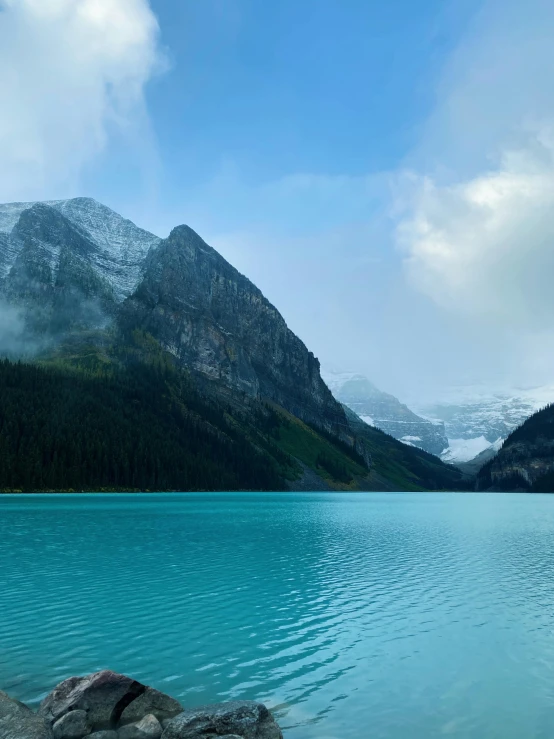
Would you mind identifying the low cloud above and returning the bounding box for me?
[0,301,48,357]
[0,0,163,201]
[397,129,554,328]
[394,0,554,348]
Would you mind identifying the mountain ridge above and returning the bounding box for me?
[323,370,449,456]
[0,197,465,492]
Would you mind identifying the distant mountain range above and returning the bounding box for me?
[322,370,449,456]
[414,386,554,464]
[323,371,554,468]
[0,198,465,492]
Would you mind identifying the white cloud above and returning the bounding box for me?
[397,130,554,326]
[0,0,163,201]
[396,0,554,333]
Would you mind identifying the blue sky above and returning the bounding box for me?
[2,0,554,401]
[95,0,479,227]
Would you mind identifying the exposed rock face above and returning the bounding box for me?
[0,198,159,299]
[118,714,162,739]
[0,689,53,739]
[476,403,554,491]
[477,439,554,491]
[52,710,90,739]
[323,371,448,456]
[119,689,183,726]
[0,204,117,338]
[162,702,282,739]
[39,671,181,732]
[122,225,349,436]
[3,672,283,739]
[0,199,354,442]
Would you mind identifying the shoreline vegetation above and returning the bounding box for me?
[0,669,284,739]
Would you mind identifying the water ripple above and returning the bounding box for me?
[2,492,554,739]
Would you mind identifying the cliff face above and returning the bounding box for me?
[0,197,474,490]
[476,403,554,491]
[0,198,159,299]
[1,204,118,336]
[122,225,348,435]
[0,200,350,439]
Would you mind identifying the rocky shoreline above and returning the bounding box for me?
[0,670,283,739]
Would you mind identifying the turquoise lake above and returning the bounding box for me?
[2,492,554,738]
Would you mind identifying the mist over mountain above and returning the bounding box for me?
[321,370,554,469]
[0,197,464,492]
[323,370,448,456]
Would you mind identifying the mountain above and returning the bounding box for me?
[414,385,554,465]
[323,370,449,456]
[341,405,467,491]
[0,197,465,492]
[476,403,554,491]
[121,224,345,436]
[0,198,159,299]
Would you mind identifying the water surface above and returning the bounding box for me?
[2,492,554,739]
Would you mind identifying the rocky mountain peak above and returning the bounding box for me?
[125,222,347,435]
[0,197,354,442]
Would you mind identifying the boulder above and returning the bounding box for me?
[161,702,282,739]
[118,715,162,739]
[0,689,53,739]
[89,733,118,739]
[119,689,182,725]
[39,672,179,733]
[39,672,144,730]
[52,710,91,739]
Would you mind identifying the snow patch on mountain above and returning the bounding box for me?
[441,436,492,463]
[322,368,449,456]
[360,415,375,426]
[414,386,554,451]
[0,198,160,300]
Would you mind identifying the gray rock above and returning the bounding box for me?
[0,689,53,739]
[123,224,350,439]
[119,689,182,725]
[118,715,162,739]
[52,709,91,739]
[88,732,118,739]
[39,671,146,730]
[161,702,282,739]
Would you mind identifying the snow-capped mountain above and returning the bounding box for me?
[323,372,554,467]
[0,198,160,300]
[0,197,347,435]
[413,385,554,464]
[323,370,449,456]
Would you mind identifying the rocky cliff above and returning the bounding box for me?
[476,402,554,491]
[0,199,349,438]
[0,197,473,491]
[121,225,345,434]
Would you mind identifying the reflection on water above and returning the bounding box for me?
[2,492,554,739]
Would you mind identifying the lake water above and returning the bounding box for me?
[2,493,554,739]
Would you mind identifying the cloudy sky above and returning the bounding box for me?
[1,0,553,402]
